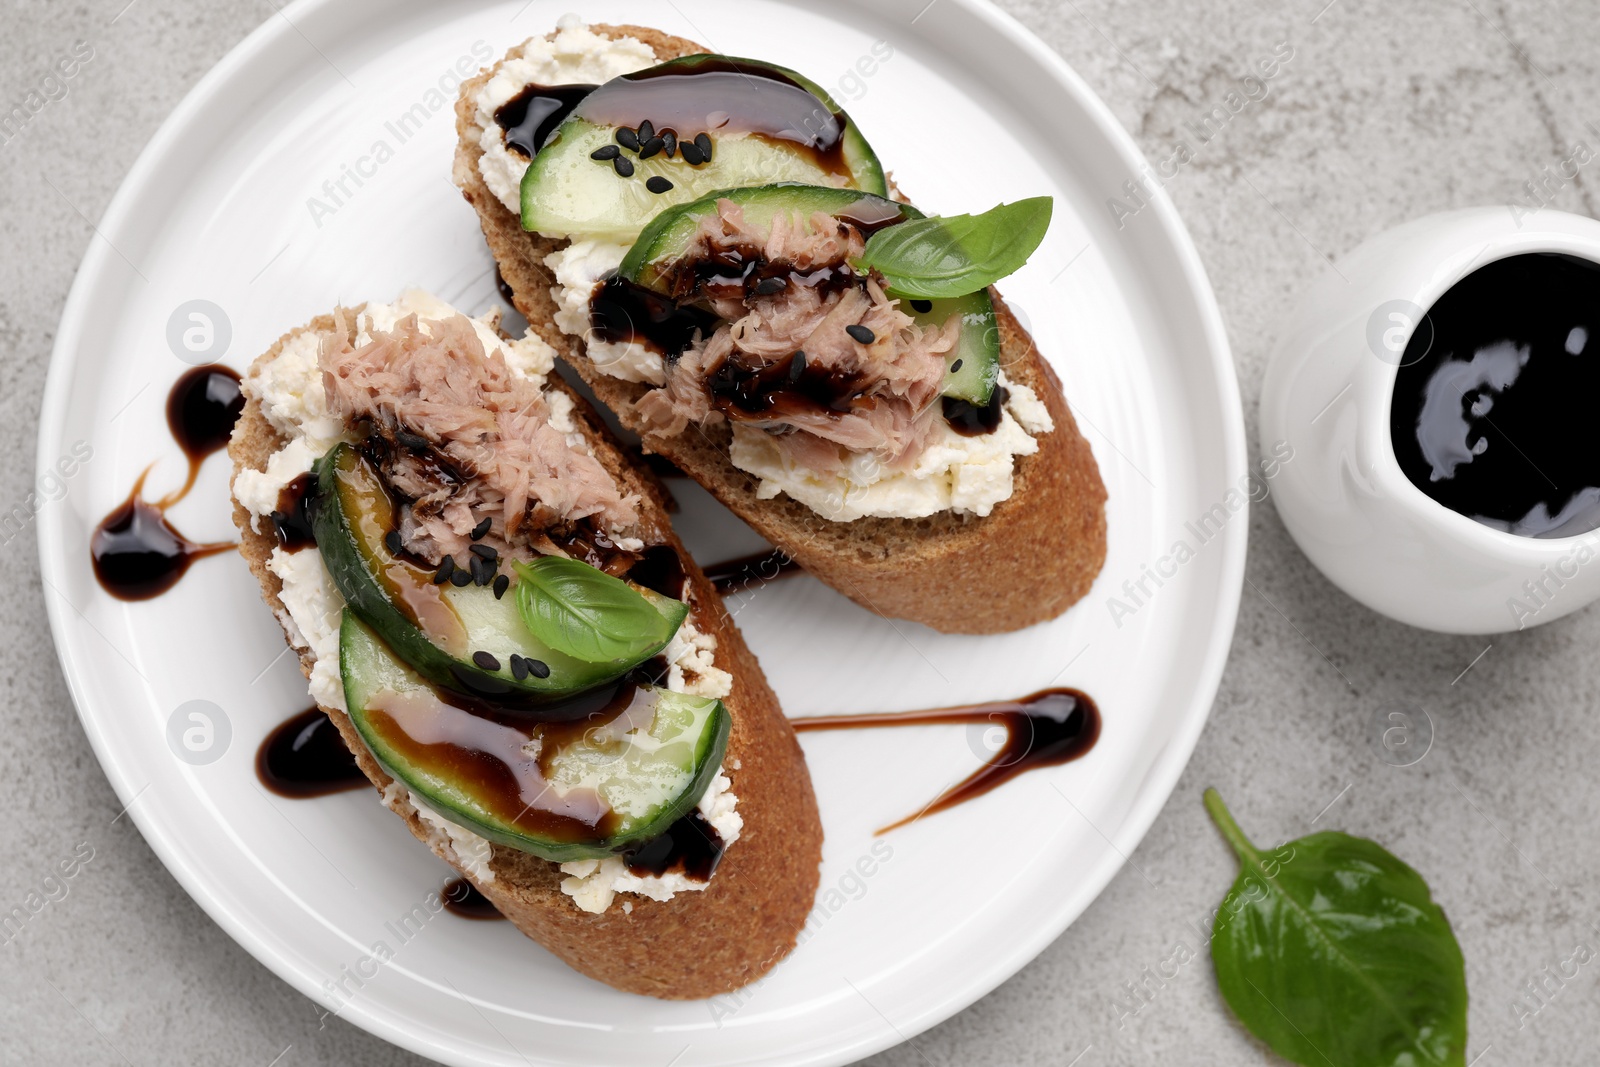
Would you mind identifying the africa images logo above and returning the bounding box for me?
[1105,442,1293,628]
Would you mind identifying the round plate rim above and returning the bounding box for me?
[35,1,1246,1063]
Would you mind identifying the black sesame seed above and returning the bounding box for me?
[846,324,876,344]
[450,568,473,587]
[525,658,551,679]
[590,144,621,160]
[694,132,712,161]
[638,119,655,141]
[509,654,529,680]
[789,350,807,382]
[679,141,703,165]
[433,555,455,584]
[469,543,498,561]
[616,127,639,151]
[646,175,674,194]
[470,555,492,586]
[493,574,510,600]
[613,156,635,177]
[753,276,786,295]
[472,650,501,671]
[951,358,964,373]
[469,516,491,540]
[384,530,403,555]
[661,130,677,157]
[638,136,665,160]
[910,299,933,313]
[396,429,428,452]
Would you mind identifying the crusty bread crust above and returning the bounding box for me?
[453,24,1107,634]
[228,312,822,999]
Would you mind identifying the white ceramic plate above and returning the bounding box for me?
[37,1,1244,1063]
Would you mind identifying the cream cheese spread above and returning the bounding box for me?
[730,376,1054,521]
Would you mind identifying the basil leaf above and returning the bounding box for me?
[852,197,1052,298]
[1204,789,1468,1067]
[513,556,674,665]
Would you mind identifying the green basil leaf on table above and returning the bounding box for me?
[1203,788,1468,1067]
[513,556,675,665]
[851,197,1053,299]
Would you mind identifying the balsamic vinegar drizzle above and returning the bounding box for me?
[623,809,725,881]
[167,364,246,499]
[708,349,874,424]
[590,58,857,177]
[91,467,236,600]
[262,685,721,892]
[494,82,598,158]
[624,543,690,600]
[256,707,365,798]
[943,387,1010,438]
[792,688,1100,833]
[590,274,720,358]
[360,679,649,842]
[638,450,687,480]
[442,877,505,920]
[1390,252,1600,537]
[591,197,896,361]
[704,549,802,594]
[593,260,1007,437]
[270,471,318,551]
[261,686,723,892]
[494,266,517,307]
[92,364,243,599]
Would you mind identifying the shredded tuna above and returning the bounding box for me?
[320,310,639,562]
[635,200,959,474]
[634,340,718,438]
[702,203,867,275]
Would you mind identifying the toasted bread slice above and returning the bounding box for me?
[228,310,822,999]
[453,23,1107,634]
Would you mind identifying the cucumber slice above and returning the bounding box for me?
[642,53,887,198]
[340,612,729,862]
[313,443,688,708]
[524,120,853,242]
[619,184,1000,405]
[908,290,1001,406]
[521,54,887,241]
[619,183,918,293]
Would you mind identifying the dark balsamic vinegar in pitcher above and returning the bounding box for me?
[1390,253,1600,538]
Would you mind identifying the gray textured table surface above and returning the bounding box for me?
[4,1,1598,1064]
